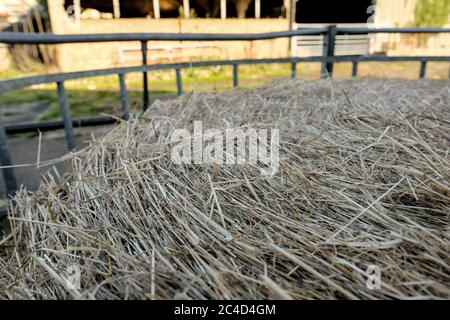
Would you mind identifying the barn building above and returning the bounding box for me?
[3,0,450,71]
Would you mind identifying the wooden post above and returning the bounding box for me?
[113,0,121,18]
[288,0,296,56]
[183,0,190,18]
[153,0,160,19]
[33,6,50,64]
[221,0,226,19]
[255,0,261,18]
[26,13,39,58]
[74,0,81,22]
[286,0,293,23]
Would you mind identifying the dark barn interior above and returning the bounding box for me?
[63,0,287,18]
[64,0,181,18]
[296,0,374,23]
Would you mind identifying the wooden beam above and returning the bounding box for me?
[288,0,296,29]
[288,0,296,56]
[113,0,121,18]
[73,0,81,23]
[255,0,261,18]
[284,0,290,20]
[153,0,160,19]
[183,0,190,18]
[221,0,226,19]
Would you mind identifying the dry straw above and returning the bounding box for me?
[0,78,449,299]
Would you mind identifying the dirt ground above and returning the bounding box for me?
[0,126,112,197]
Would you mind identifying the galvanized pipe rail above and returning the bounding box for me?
[2,55,450,93]
[1,26,450,208]
[0,28,329,44]
[0,27,449,44]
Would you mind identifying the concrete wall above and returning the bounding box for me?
[48,0,290,71]
[374,0,419,27]
[371,0,450,56]
[370,31,450,56]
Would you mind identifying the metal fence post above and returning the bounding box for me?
[0,110,18,197]
[175,68,183,96]
[291,62,297,80]
[56,81,76,151]
[419,60,427,79]
[233,64,239,88]
[141,40,149,111]
[321,25,337,78]
[352,61,358,78]
[118,73,129,120]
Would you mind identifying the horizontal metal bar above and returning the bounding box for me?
[338,27,450,34]
[1,27,449,45]
[0,65,149,91]
[0,57,322,91]
[2,55,449,92]
[0,28,329,44]
[345,56,450,62]
[5,116,118,135]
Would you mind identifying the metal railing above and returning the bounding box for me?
[0,26,450,202]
